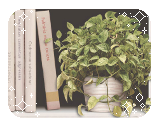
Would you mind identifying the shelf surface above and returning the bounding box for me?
[12,106,146,118]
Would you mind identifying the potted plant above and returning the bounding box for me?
[47,11,151,117]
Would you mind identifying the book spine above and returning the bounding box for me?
[25,9,36,112]
[15,10,25,111]
[36,10,60,110]
[8,14,15,111]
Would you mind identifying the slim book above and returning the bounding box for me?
[36,10,60,110]
[25,9,36,112]
[8,13,15,111]
[15,10,25,111]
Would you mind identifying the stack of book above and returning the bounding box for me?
[8,9,60,113]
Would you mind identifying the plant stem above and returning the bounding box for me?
[77,90,91,98]
[96,66,99,78]
[100,67,121,85]
[105,81,114,114]
[100,78,108,84]
[109,67,121,78]
[62,55,76,61]
[70,76,83,83]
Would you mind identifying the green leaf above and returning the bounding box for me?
[70,70,77,77]
[54,40,61,47]
[69,44,78,50]
[57,74,64,89]
[87,96,99,111]
[87,17,96,24]
[67,22,74,31]
[115,47,121,54]
[90,34,98,40]
[138,63,145,69]
[70,61,78,68]
[74,28,82,34]
[60,62,65,71]
[113,28,126,34]
[105,11,116,19]
[146,76,151,81]
[112,95,119,102]
[133,30,142,36]
[98,30,108,43]
[126,101,133,116]
[136,86,142,95]
[96,77,105,86]
[84,78,93,85]
[143,106,150,113]
[111,44,119,49]
[108,56,118,66]
[105,65,112,75]
[84,45,90,55]
[78,104,84,116]
[113,106,122,117]
[90,46,97,53]
[61,71,69,80]
[45,38,52,43]
[69,89,74,101]
[76,47,84,56]
[131,55,139,63]
[129,88,135,96]
[59,50,68,63]
[68,80,77,90]
[80,58,88,67]
[126,41,136,49]
[129,60,136,67]
[119,70,129,82]
[86,21,94,28]
[63,85,70,102]
[146,98,151,106]
[139,35,149,45]
[56,30,62,38]
[99,95,107,101]
[79,38,86,45]
[121,99,127,109]
[77,55,85,61]
[143,33,149,39]
[123,80,131,92]
[96,14,102,22]
[97,57,108,66]
[127,33,139,41]
[96,43,109,53]
[59,44,69,51]
[118,55,126,63]
[120,64,130,72]
[71,34,77,41]
[89,56,99,61]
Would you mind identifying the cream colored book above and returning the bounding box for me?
[15,10,25,111]
[8,13,15,111]
[36,10,60,110]
[25,9,36,112]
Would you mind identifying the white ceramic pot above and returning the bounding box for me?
[83,77,125,112]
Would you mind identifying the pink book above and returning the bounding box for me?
[36,10,60,110]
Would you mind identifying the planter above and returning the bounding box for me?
[83,77,125,112]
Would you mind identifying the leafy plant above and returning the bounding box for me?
[51,11,151,117]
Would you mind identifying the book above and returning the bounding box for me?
[25,9,36,112]
[36,10,60,110]
[15,10,25,111]
[8,13,15,111]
